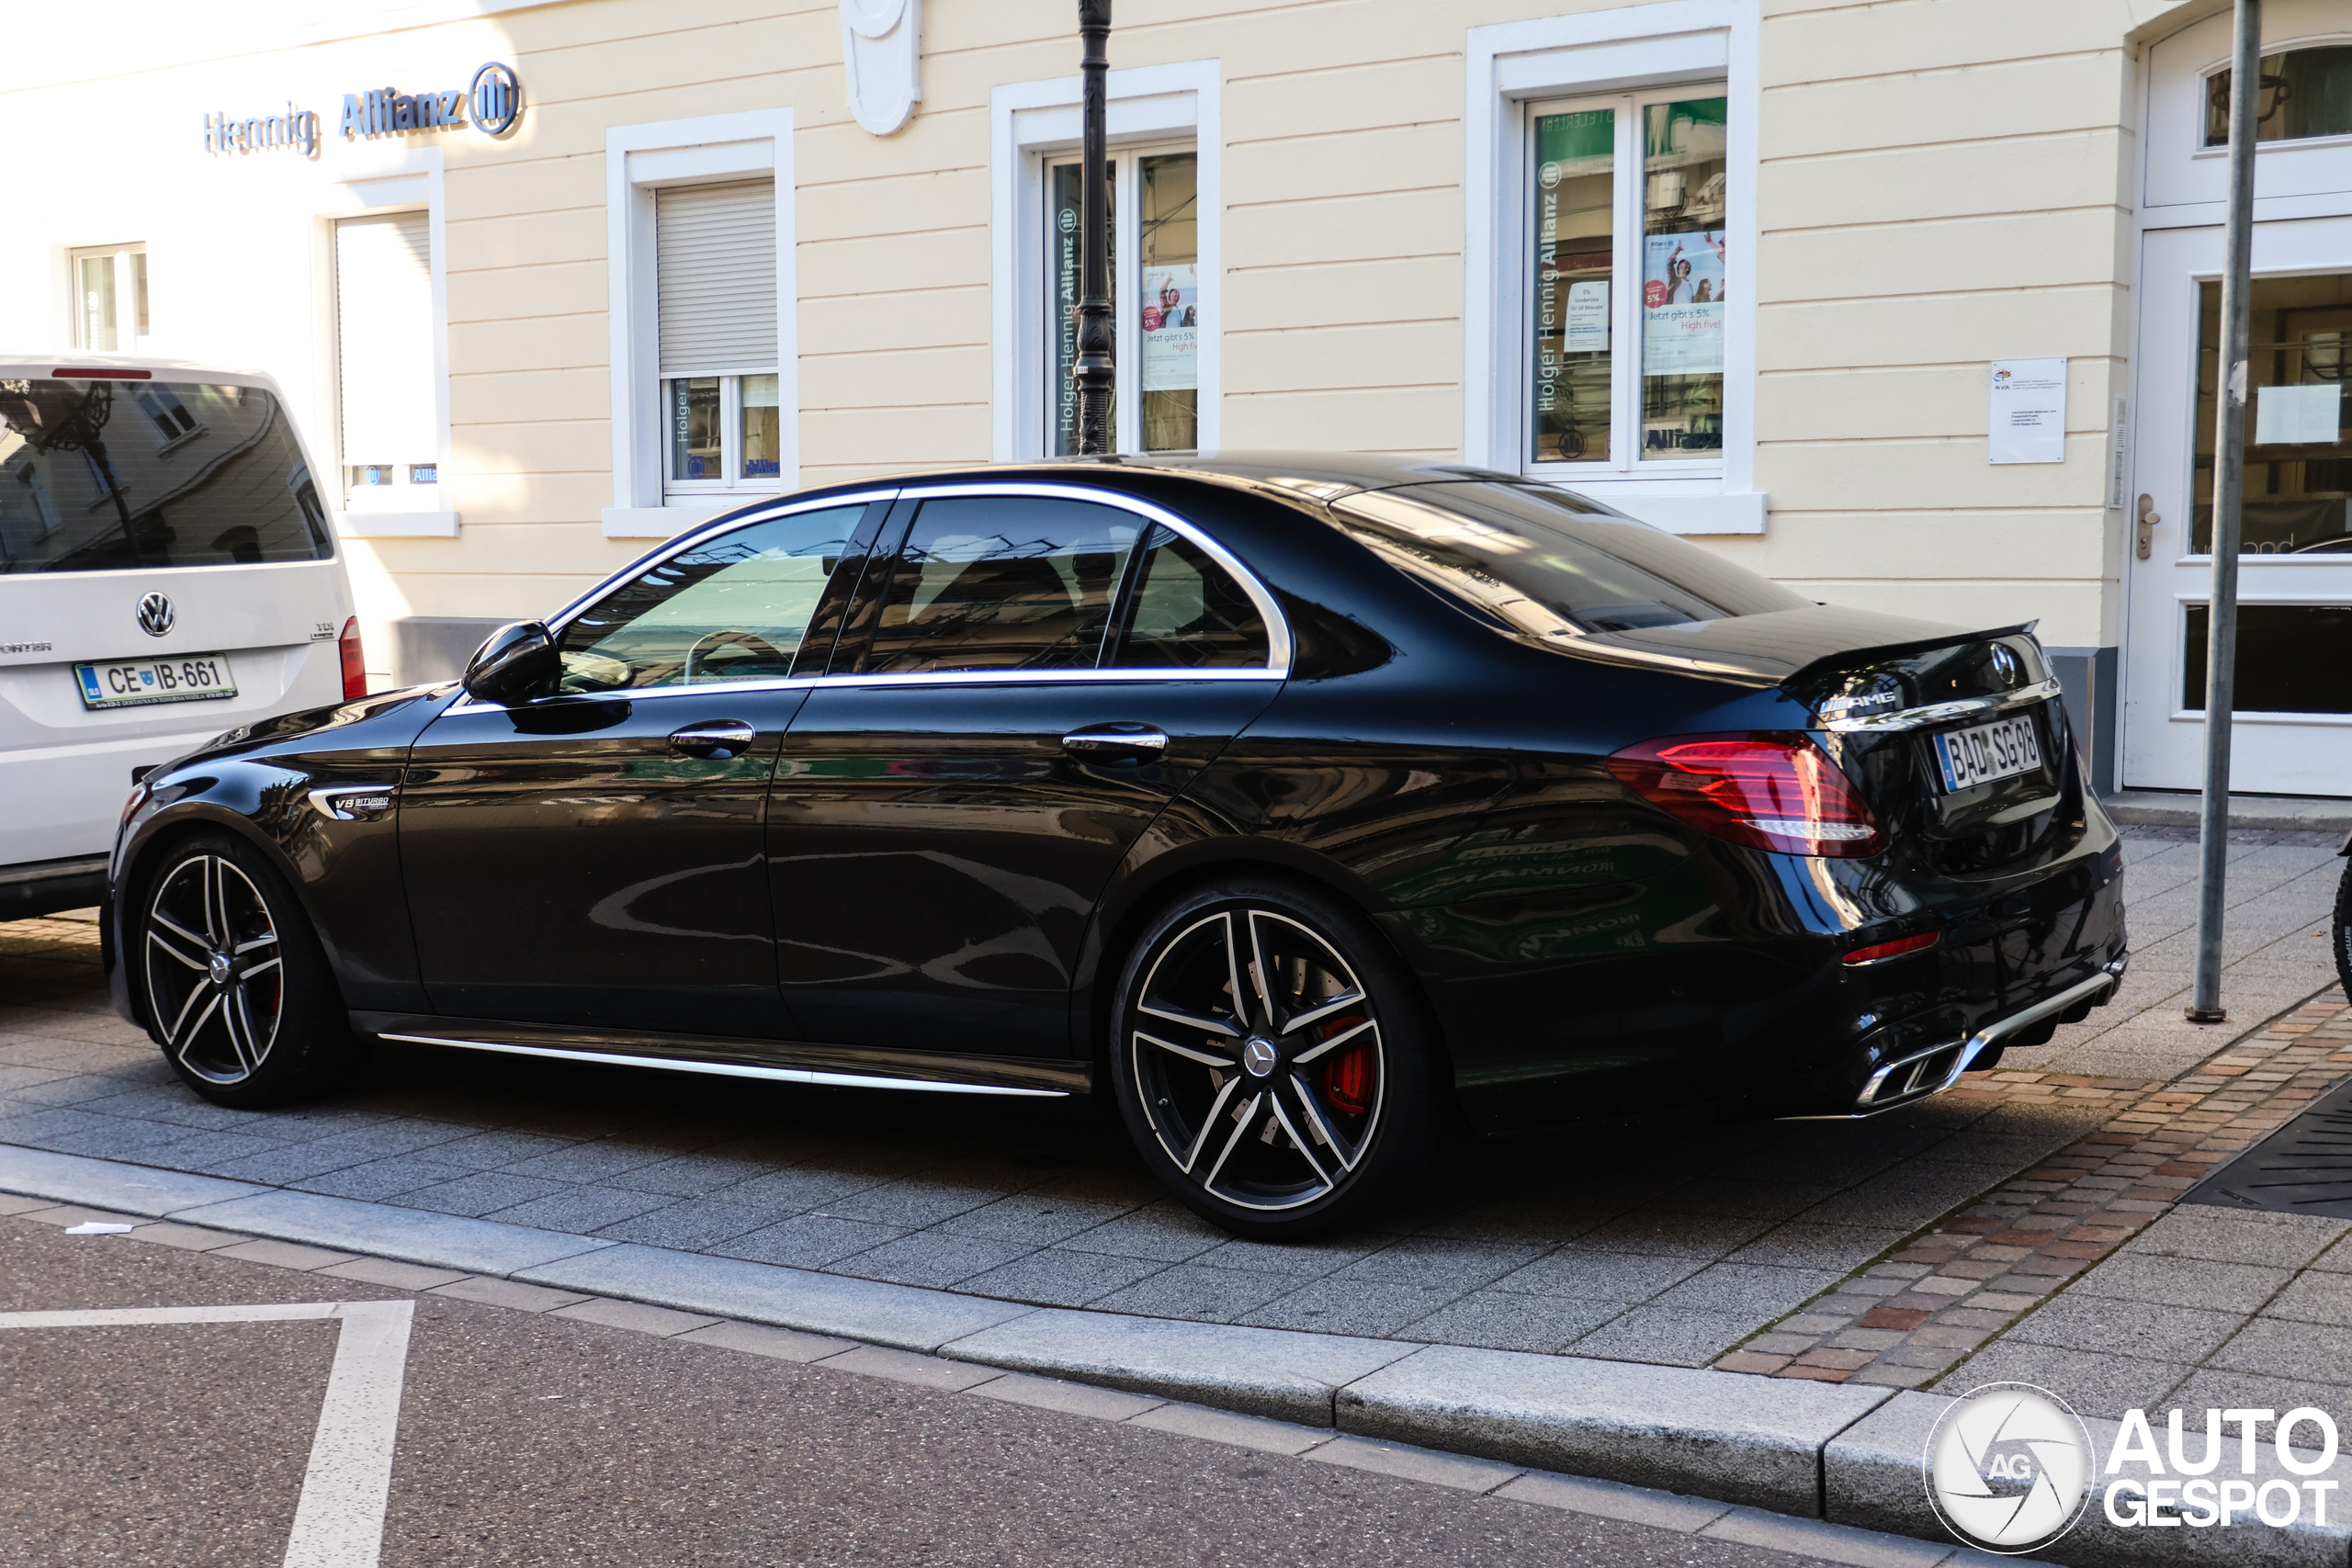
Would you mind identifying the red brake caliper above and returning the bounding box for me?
[1317,1014,1374,1115]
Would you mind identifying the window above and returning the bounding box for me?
[131,385,200,446]
[658,179,782,497]
[2207,44,2352,147]
[1526,91,1728,472]
[2191,272,2351,554]
[0,380,331,572]
[858,496,1144,674]
[556,504,865,693]
[1109,526,1269,668]
[70,243,148,354]
[1044,150,1200,455]
[334,211,436,511]
[1329,481,1804,643]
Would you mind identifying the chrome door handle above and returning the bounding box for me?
[669,720,756,760]
[2136,493,2160,561]
[1062,725,1169,763]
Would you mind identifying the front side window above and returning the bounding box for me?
[1525,89,1729,473]
[1045,147,1200,455]
[0,380,331,572]
[657,179,782,496]
[71,243,148,355]
[1331,481,1805,640]
[557,504,865,692]
[2207,44,2352,147]
[859,495,1143,674]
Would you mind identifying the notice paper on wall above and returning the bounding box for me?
[1988,358,2066,464]
[2254,382,2343,446]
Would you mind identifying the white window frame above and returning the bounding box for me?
[67,242,149,355]
[605,109,797,539]
[1465,1,1762,535]
[305,146,458,539]
[990,61,1221,460]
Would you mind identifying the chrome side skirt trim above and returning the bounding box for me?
[379,1032,1069,1098]
[1818,677,2064,734]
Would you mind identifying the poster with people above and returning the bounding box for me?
[1641,231,1726,377]
[1141,265,1199,393]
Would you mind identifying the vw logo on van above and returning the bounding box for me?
[469,62,523,136]
[136,592,176,638]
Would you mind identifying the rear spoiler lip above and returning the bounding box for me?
[1781,621,2040,694]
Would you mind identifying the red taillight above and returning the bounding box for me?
[1607,732,1885,858]
[1843,931,1939,966]
[51,367,152,379]
[338,616,368,700]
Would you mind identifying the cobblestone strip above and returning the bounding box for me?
[1715,992,2352,1388]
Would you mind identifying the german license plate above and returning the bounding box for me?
[1932,713,2042,792]
[74,654,239,711]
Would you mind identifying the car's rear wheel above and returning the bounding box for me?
[1108,878,1444,1239]
[139,833,362,1107]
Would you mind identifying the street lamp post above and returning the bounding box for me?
[2188,0,2263,1024]
[1073,0,1114,457]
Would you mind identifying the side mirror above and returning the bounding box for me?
[462,621,560,705]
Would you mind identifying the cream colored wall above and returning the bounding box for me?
[4,0,2221,658]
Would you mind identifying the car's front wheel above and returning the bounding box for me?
[137,833,362,1107]
[1108,878,1445,1238]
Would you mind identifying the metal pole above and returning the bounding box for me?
[1073,0,1114,457]
[2188,0,2263,1024]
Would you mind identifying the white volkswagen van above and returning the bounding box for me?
[0,355,359,919]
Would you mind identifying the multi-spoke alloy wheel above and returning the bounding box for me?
[1113,882,1442,1236]
[146,854,283,1084]
[136,835,359,1106]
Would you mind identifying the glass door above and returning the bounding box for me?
[2124,217,2352,795]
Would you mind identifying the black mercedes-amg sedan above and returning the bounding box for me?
[107,457,2128,1237]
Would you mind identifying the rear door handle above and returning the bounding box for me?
[669,720,756,760]
[1062,724,1169,763]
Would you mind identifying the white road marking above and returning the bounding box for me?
[0,1299,415,1568]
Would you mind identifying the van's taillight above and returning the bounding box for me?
[51,367,152,379]
[1607,732,1885,858]
[338,616,368,700]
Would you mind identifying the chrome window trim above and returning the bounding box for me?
[448,480,1292,718]
[1816,676,2064,734]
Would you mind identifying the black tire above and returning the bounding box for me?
[1107,877,1446,1239]
[2335,857,2352,1003]
[134,832,364,1107]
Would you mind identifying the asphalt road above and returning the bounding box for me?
[0,1216,1863,1568]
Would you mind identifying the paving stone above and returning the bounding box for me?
[1487,1248,1707,1303]
[1570,1212,1778,1260]
[427,1277,592,1312]
[2070,1249,2294,1313]
[1652,1263,1842,1321]
[548,1298,722,1337]
[2261,1269,2352,1327]
[290,1156,480,1202]
[949,1247,1167,1308]
[2005,1292,2247,1362]
[590,1194,799,1249]
[717,1213,907,1269]
[936,1193,1132,1247]
[1189,1235,1376,1277]
[2131,1203,2350,1265]
[2211,1316,2352,1386]
[1052,1201,1227,1262]
[1396,1292,1623,1353]
[398,1170,575,1218]
[212,1238,363,1271]
[1724,1223,1904,1272]
[1087,1264,1299,1324]
[2166,1366,2352,1441]
[811,1179,1007,1230]
[1245,1278,1468,1338]
[481,1185,677,1235]
[1337,1236,1544,1289]
[965,1371,1166,1421]
[1946,1339,2191,1418]
[1304,1433,1522,1492]
[1127,1402,1331,1455]
[405,1129,582,1172]
[1567,1305,1755,1369]
[318,1258,469,1291]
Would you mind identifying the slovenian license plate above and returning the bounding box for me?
[74,654,239,711]
[1932,713,2042,793]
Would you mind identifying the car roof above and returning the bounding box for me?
[0,351,286,392]
[862,452,1530,506]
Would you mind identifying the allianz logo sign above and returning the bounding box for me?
[339,63,522,141]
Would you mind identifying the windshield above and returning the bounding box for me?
[1329,481,1806,638]
[0,378,333,572]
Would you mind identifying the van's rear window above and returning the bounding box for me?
[0,379,333,572]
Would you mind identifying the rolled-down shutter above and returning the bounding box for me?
[334,211,435,467]
[657,179,779,374]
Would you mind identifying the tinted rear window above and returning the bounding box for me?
[1329,481,1805,638]
[0,378,332,572]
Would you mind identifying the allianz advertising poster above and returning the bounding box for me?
[1642,231,1725,377]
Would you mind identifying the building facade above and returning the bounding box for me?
[4,0,2348,795]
